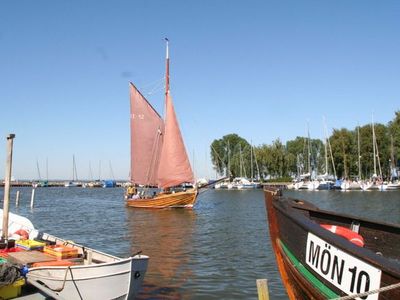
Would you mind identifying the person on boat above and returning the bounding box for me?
[127,185,140,200]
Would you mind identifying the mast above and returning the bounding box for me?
[323,122,337,179]
[390,135,395,180]
[36,160,42,181]
[324,139,328,175]
[165,38,170,96]
[372,116,377,177]
[250,142,254,181]
[2,134,15,240]
[157,39,194,188]
[307,122,311,177]
[357,125,362,180]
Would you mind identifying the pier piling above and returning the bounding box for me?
[16,190,20,207]
[256,279,270,300]
[30,188,35,208]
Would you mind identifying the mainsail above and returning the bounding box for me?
[130,83,164,186]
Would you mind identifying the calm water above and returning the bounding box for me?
[1,187,399,299]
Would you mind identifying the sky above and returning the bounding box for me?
[0,1,399,181]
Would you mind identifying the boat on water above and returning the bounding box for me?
[264,187,400,300]
[125,39,198,209]
[0,134,148,299]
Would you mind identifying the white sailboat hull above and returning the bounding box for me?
[27,255,148,300]
[386,182,400,190]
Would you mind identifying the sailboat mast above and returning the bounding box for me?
[165,38,170,95]
[307,123,311,176]
[250,142,253,181]
[357,126,361,180]
[372,116,377,177]
[324,139,328,175]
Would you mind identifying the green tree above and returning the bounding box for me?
[210,134,250,178]
[388,111,400,168]
[330,128,355,179]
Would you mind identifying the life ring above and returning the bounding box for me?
[320,224,364,247]
[13,229,29,240]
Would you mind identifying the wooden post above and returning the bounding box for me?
[2,134,15,240]
[30,188,36,209]
[257,279,270,300]
[15,190,20,207]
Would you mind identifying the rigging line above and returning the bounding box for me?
[210,145,227,174]
[145,128,163,187]
[146,81,165,96]
[332,281,400,300]
[140,77,164,89]
[141,78,165,95]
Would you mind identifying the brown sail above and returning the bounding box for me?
[157,92,194,189]
[129,83,164,187]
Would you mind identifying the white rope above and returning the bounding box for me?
[332,281,400,300]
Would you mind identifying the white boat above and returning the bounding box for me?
[340,180,362,191]
[294,180,308,190]
[306,180,319,191]
[215,179,231,189]
[360,180,374,191]
[0,209,148,300]
[316,179,334,190]
[387,181,400,190]
[230,177,259,190]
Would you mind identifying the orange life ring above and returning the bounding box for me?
[13,229,29,240]
[320,224,364,247]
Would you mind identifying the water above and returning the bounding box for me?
[1,187,399,299]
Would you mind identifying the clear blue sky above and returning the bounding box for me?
[1,1,399,180]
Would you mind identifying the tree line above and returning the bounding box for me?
[210,111,400,181]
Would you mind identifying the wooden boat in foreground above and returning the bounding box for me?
[0,209,148,300]
[125,39,198,209]
[264,187,400,300]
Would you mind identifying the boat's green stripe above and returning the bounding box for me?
[279,240,339,299]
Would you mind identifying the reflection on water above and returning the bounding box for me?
[127,209,196,299]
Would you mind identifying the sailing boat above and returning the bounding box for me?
[125,39,198,208]
[64,154,80,187]
[361,116,387,191]
[341,126,362,191]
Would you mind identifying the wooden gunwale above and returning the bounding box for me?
[272,195,400,276]
[264,188,400,300]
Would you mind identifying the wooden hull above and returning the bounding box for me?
[264,188,400,300]
[126,189,198,209]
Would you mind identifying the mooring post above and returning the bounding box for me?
[30,188,35,209]
[2,134,15,241]
[256,279,270,300]
[15,190,20,207]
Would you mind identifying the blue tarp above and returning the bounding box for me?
[102,180,116,188]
